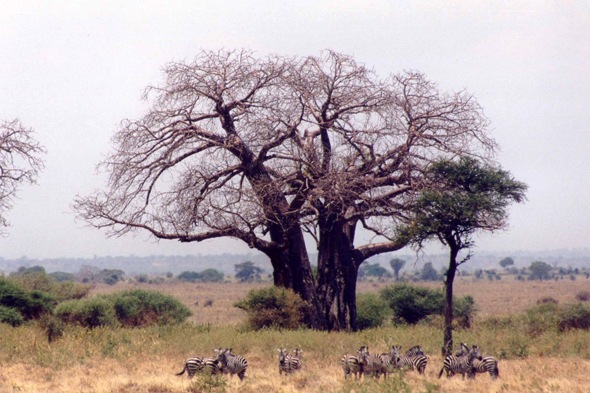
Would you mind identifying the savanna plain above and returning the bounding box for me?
[2,277,590,393]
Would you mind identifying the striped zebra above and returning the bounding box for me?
[397,346,428,374]
[341,352,363,379]
[456,343,499,380]
[380,345,401,376]
[277,348,290,375]
[438,345,483,380]
[289,349,303,372]
[214,348,248,381]
[357,346,386,379]
[176,356,222,378]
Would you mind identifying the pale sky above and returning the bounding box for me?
[1,1,589,259]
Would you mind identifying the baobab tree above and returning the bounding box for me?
[0,119,45,233]
[74,49,497,330]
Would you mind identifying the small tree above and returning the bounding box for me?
[407,157,526,353]
[529,261,552,281]
[234,261,264,282]
[420,262,440,281]
[499,257,514,269]
[359,263,389,279]
[389,258,406,281]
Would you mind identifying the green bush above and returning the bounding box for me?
[0,304,25,326]
[8,272,91,301]
[558,303,590,332]
[379,284,477,326]
[525,303,559,337]
[177,271,200,282]
[48,272,75,282]
[234,286,306,330]
[54,297,118,328]
[0,278,55,320]
[356,293,390,330]
[110,289,191,327]
[198,269,224,283]
[54,289,191,328]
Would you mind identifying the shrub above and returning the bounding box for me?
[136,274,149,283]
[54,297,118,328]
[0,304,25,326]
[110,289,191,327]
[537,296,558,305]
[234,287,306,330]
[356,293,390,330]
[177,271,200,282]
[8,272,91,301]
[0,278,55,320]
[380,284,444,324]
[379,284,477,326]
[557,303,590,332]
[525,303,559,337]
[576,291,590,302]
[204,299,214,307]
[39,314,65,343]
[198,269,224,283]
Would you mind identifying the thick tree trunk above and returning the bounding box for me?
[266,223,327,330]
[315,214,359,331]
[443,244,460,355]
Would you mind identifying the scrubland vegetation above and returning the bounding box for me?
[2,269,590,392]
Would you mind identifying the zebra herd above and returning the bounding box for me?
[176,342,498,382]
[342,345,428,379]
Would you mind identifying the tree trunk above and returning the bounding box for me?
[315,214,359,331]
[443,243,460,355]
[266,222,327,330]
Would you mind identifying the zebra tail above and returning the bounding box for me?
[438,367,445,379]
[175,365,186,376]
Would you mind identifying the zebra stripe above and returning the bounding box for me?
[456,343,499,379]
[397,346,428,374]
[176,356,204,378]
[202,357,223,375]
[341,353,363,379]
[357,346,385,379]
[379,346,401,376]
[277,348,290,375]
[215,348,248,381]
[289,349,303,372]
[438,345,482,380]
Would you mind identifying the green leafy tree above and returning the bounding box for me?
[406,157,527,353]
[359,263,389,279]
[420,262,440,281]
[529,261,552,281]
[234,261,264,282]
[499,257,515,269]
[389,258,406,281]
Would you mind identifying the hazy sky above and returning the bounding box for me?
[1,1,589,259]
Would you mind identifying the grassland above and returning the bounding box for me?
[1,277,590,392]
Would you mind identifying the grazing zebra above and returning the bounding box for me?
[357,346,386,379]
[176,356,204,378]
[438,345,483,380]
[341,352,363,379]
[214,348,248,381]
[380,346,401,376]
[456,343,499,379]
[176,356,222,378]
[397,346,428,374]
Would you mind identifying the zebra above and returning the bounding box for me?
[176,356,204,378]
[341,352,363,379]
[277,348,290,375]
[456,343,499,379]
[357,346,386,379]
[438,345,483,380]
[176,356,222,378]
[397,346,428,374]
[380,345,401,376]
[214,348,248,381]
[289,349,303,372]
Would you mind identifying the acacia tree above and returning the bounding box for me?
[407,157,527,352]
[0,119,45,233]
[74,49,496,330]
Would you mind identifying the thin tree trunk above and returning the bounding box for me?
[443,243,460,355]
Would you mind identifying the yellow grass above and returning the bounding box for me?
[2,278,590,392]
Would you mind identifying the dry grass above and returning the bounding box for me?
[2,278,590,392]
